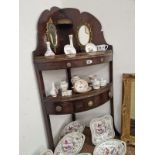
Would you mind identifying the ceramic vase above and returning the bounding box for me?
[50,82,57,97]
[64,34,76,57]
[44,41,55,57]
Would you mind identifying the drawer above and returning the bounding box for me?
[45,101,74,114]
[74,90,110,113]
[37,56,112,70]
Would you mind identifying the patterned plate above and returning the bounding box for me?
[54,132,85,155]
[90,115,115,145]
[93,139,126,155]
[60,121,85,138]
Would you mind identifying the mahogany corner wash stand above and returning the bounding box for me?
[33,7,118,153]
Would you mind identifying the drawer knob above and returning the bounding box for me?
[88,101,94,107]
[56,106,62,112]
[67,62,71,67]
[86,59,93,65]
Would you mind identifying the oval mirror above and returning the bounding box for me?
[46,18,58,51]
[78,25,91,46]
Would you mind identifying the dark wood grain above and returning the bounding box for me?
[33,7,111,56]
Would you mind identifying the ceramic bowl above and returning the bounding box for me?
[60,120,85,137]
[93,139,126,155]
[90,114,115,145]
[85,43,97,55]
[54,132,85,155]
[64,44,76,57]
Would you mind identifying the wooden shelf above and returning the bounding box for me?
[44,83,112,103]
[34,51,113,70]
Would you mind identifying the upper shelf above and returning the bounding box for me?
[33,50,113,70]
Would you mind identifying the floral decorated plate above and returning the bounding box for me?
[90,115,115,145]
[60,120,85,137]
[93,139,126,155]
[73,79,90,93]
[54,132,85,155]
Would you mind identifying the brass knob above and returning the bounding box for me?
[88,101,94,107]
[56,106,62,112]
[66,62,71,67]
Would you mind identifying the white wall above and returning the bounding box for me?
[20,0,134,155]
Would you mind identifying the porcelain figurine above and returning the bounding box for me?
[50,82,57,97]
[64,34,76,57]
[44,41,55,57]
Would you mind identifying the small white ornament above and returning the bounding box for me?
[64,34,76,57]
[44,41,55,57]
[50,82,57,97]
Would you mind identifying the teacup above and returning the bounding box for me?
[97,44,108,51]
[71,75,80,84]
[92,79,100,89]
[100,78,107,87]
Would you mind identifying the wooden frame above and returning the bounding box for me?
[121,73,135,145]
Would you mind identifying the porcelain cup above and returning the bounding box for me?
[97,44,108,51]
[71,75,80,84]
[60,81,68,91]
[100,78,107,87]
[92,79,100,89]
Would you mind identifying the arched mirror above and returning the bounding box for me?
[78,24,91,46]
[46,18,58,52]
